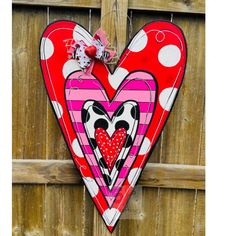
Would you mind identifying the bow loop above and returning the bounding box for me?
[67,28,116,73]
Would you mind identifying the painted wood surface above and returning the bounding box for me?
[12,2,205,235]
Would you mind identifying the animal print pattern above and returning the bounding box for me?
[83,100,140,189]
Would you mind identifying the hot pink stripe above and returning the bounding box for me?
[114,90,156,102]
[67,100,155,113]
[118,167,129,178]
[121,80,156,90]
[90,166,103,177]
[100,187,120,197]
[66,79,156,91]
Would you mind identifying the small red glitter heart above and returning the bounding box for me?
[85,45,97,58]
[95,128,127,172]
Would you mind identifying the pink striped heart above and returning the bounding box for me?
[65,70,156,206]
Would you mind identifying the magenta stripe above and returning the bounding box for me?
[66,79,156,91]
[100,186,120,196]
[120,80,156,90]
[118,167,129,178]
[90,166,103,178]
[67,100,155,113]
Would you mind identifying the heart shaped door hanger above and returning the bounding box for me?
[40,20,187,232]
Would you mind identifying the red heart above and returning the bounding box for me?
[85,45,97,58]
[40,20,187,231]
[95,128,127,172]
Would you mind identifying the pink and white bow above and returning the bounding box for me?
[67,28,116,73]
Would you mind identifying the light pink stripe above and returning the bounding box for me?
[65,79,102,89]
[67,100,155,113]
[65,89,106,100]
[70,110,152,124]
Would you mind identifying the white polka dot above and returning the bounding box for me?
[159,87,178,111]
[128,29,148,52]
[51,101,63,118]
[62,59,81,79]
[128,168,142,187]
[139,137,151,155]
[72,139,83,157]
[158,45,181,67]
[108,67,129,89]
[83,177,99,197]
[102,208,121,226]
[40,37,54,60]
[73,25,92,45]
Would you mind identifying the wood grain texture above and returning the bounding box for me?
[101,0,128,59]
[129,0,205,14]
[12,0,101,9]
[12,0,205,14]
[12,160,205,190]
[12,3,205,236]
[12,6,47,236]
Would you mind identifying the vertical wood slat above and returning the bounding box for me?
[12,6,47,236]
[91,1,129,235]
[44,7,101,236]
[101,0,128,57]
[12,4,205,236]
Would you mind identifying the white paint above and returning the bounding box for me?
[128,168,142,187]
[40,37,54,60]
[62,59,81,79]
[51,101,63,118]
[83,177,99,197]
[108,67,129,89]
[73,25,92,45]
[159,87,178,111]
[102,208,121,226]
[158,45,181,67]
[128,29,148,52]
[139,137,151,155]
[72,139,83,157]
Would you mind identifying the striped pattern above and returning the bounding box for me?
[65,70,156,206]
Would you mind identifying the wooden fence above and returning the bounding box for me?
[12,0,205,235]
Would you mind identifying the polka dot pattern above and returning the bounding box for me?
[102,208,121,226]
[40,37,54,60]
[51,101,63,118]
[159,87,178,111]
[72,139,83,157]
[40,20,187,231]
[62,59,81,79]
[83,177,99,197]
[95,128,127,171]
[158,45,181,67]
[128,168,142,187]
[108,67,129,89]
[128,29,148,52]
[139,137,151,155]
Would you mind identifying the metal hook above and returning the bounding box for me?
[170,13,174,23]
